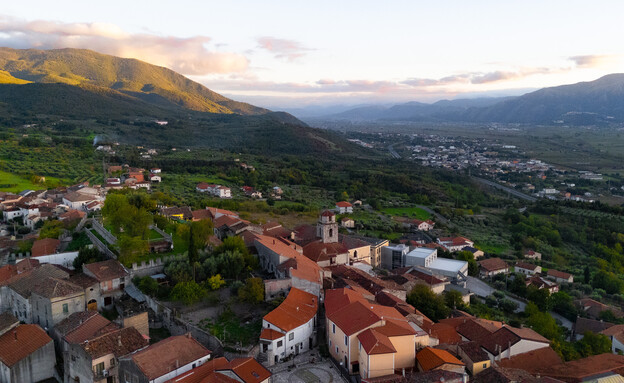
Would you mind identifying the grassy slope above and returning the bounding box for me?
[0,47,268,115]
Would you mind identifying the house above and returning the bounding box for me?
[416,347,465,374]
[457,341,490,375]
[53,311,117,354]
[575,298,624,320]
[31,237,61,258]
[462,246,484,259]
[387,267,450,295]
[412,219,435,232]
[437,237,474,252]
[83,260,130,309]
[160,206,193,220]
[335,201,353,214]
[259,288,318,365]
[30,277,85,330]
[497,347,564,375]
[473,366,538,383]
[515,262,541,276]
[2,207,22,221]
[63,191,98,210]
[106,178,121,185]
[536,353,624,383]
[325,288,417,376]
[163,356,271,383]
[479,325,550,362]
[349,236,389,268]
[150,168,161,174]
[66,326,148,383]
[600,325,624,354]
[547,269,574,283]
[196,182,214,193]
[526,275,559,293]
[524,250,542,260]
[0,318,56,383]
[119,334,211,383]
[341,217,355,228]
[478,258,509,278]
[573,317,615,341]
[339,235,372,265]
[242,186,262,198]
[215,186,232,198]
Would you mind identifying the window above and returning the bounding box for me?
[110,358,115,366]
[277,340,283,347]
[95,362,105,375]
[289,333,294,341]
[63,303,69,313]
[332,324,336,334]
[329,339,332,346]
[483,363,487,368]
[344,335,348,346]
[336,346,339,354]
[358,341,361,351]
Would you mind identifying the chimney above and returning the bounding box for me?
[118,336,122,347]
[186,332,192,339]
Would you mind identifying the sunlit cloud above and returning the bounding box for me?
[568,54,618,68]
[256,36,311,61]
[0,16,248,75]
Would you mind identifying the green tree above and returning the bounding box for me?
[525,302,562,341]
[456,251,479,276]
[170,281,206,305]
[584,266,591,284]
[73,247,105,270]
[137,276,159,295]
[191,219,213,248]
[527,286,551,311]
[575,332,612,357]
[39,220,64,239]
[509,274,527,297]
[407,285,450,321]
[238,277,264,303]
[206,274,226,290]
[102,194,130,233]
[550,292,578,321]
[118,236,148,266]
[444,290,464,310]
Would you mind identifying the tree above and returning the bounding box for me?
[575,332,612,357]
[499,299,519,314]
[191,220,213,248]
[137,276,159,295]
[509,274,527,297]
[584,265,591,284]
[550,292,578,321]
[118,236,148,266]
[170,281,206,305]
[444,290,464,310]
[39,220,64,239]
[525,302,562,341]
[456,251,479,276]
[527,286,551,311]
[73,247,105,270]
[407,285,450,321]
[206,274,226,290]
[238,277,264,303]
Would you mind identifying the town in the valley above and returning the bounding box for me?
[0,161,622,383]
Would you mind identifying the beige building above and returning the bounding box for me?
[357,321,417,379]
[31,277,85,330]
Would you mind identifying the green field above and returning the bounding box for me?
[0,170,61,193]
[381,206,431,220]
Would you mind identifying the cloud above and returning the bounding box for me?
[568,54,616,68]
[0,16,248,75]
[256,36,311,61]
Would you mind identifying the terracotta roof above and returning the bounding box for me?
[548,269,572,280]
[192,209,212,221]
[7,264,69,298]
[0,265,17,286]
[320,210,335,217]
[55,311,101,337]
[60,209,86,221]
[480,326,549,355]
[0,312,19,335]
[427,323,462,344]
[83,327,148,359]
[358,328,396,355]
[374,291,416,316]
[516,261,539,271]
[0,324,52,367]
[163,357,229,383]
[263,288,318,332]
[478,258,509,272]
[455,319,496,341]
[84,259,128,281]
[31,277,83,298]
[574,317,614,335]
[497,346,563,374]
[63,313,119,344]
[325,288,369,316]
[537,353,624,382]
[303,241,349,263]
[328,264,402,296]
[458,341,489,362]
[160,206,193,220]
[408,268,447,286]
[217,357,272,383]
[416,347,464,371]
[601,324,624,346]
[473,366,539,383]
[69,273,98,288]
[259,328,285,341]
[254,235,322,285]
[336,201,352,208]
[63,191,95,202]
[15,258,39,273]
[31,238,60,257]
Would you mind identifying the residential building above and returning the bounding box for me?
[119,334,211,383]
[53,311,118,354]
[341,217,355,228]
[65,326,148,383]
[339,235,372,265]
[600,325,624,354]
[350,236,389,268]
[335,201,353,214]
[478,258,509,278]
[479,326,550,362]
[526,275,559,293]
[515,262,541,276]
[524,250,542,260]
[415,347,465,374]
[0,319,56,383]
[457,341,490,375]
[31,277,85,330]
[164,357,271,383]
[497,347,564,375]
[547,269,574,283]
[83,260,130,309]
[462,246,484,259]
[325,288,416,376]
[260,288,318,365]
[536,354,624,382]
[437,237,474,252]
[31,238,61,258]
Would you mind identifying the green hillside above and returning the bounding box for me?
[0,47,267,115]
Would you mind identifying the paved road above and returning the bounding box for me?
[387,144,401,159]
[466,277,496,298]
[472,176,537,202]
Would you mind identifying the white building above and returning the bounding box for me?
[403,247,469,281]
[259,288,318,366]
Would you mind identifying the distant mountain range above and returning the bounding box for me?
[311,74,624,125]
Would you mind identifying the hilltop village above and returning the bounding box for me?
[1,165,624,383]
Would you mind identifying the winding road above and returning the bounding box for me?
[472,176,537,202]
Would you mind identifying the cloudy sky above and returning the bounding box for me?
[1,1,623,108]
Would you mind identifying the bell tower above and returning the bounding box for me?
[317,210,338,243]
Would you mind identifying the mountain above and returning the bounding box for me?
[0,47,268,115]
[315,74,624,125]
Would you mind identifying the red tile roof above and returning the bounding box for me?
[416,347,464,371]
[325,288,369,316]
[83,327,148,359]
[31,277,84,298]
[515,262,539,271]
[479,258,509,272]
[254,235,322,285]
[358,328,396,355]
[83,259,128,281]
[479,326,549,355]
[259,328,284,341]
[130,335,211,380]
[163,357,229,383]
[548,269,572,280]
[263,288,318,332]
[0,265,17,286]
[303,241,349,263]
[0,324,52,367]
[31,238,60,257]
[537,353,624,382]
[321,210,335,217]
[327,300,382,336]
[217,357,271,383]
[64,313,119,344]
[336,201,352,208]
[497,346,563,374]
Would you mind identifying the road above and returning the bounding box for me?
[387,144,401,159]
[472,176,537,202]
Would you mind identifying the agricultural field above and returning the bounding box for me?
[381,206,431,220]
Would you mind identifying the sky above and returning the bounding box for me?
[1,1,624,109]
